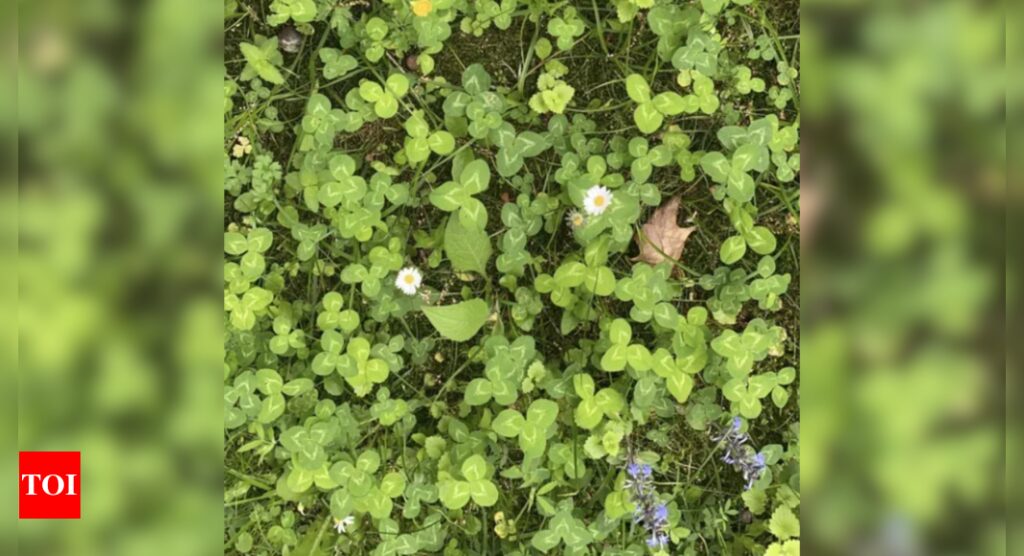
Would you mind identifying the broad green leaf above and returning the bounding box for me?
[518,422,545,456]
[444,217,492,275]
[601,345,628,372]
[701,151,731,182]
[769,506,800,540]
[422,299,490,342]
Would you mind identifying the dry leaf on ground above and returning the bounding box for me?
[633,196,695,265]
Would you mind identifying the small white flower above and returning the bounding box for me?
[583,185,613,215]
[395,266,423,295]
[566,209,586,229]
[334,515,355,534]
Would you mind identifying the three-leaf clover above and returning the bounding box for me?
[572,374,625,430]
[317,154,367,209]
[530,501,594,553]
[316,291,360,332]
[224,227,273,280]
[491,399,559,457]
[625,73,687,134]
[300,93,345,151]
[319,48,358,79]
[493,126,551,177]
[268,0,316,25]
[429,158,491,230]
[735,65,766,94]
[225,287,273,331]
[270,314,306,355]
[547,8,585,50]
[437,454,499,509]
[311,329,347,376]
[700,143,769,204]
[535,252,616,309]
[711,318,786,377]
[403,110,456,163]
[358,74,409,119]
[337,337,390,397]
[678,71,721,114]
[600,318,652,372]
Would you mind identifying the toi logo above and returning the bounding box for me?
[19,451,81,519]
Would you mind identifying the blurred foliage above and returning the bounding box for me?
[802,0,1004,554]
[14,1,223,555]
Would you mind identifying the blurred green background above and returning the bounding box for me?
[14,0,223,555]
[9,0,1008,554]
[802,0,1005,554]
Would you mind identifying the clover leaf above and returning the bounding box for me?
[337,337,390,397]
[358,73,409,119]
[403,109,455,164]
[319,48,358,79]
[547,8,585,50]
[438,454,499,509]
[491,398,559,457]
[224,227,273,280]
[600,318,652,372]
[316,291,361,332]
[270,313,306,355]
[572,374,625,430]
[530,501,593,553]
[625,73,687,134]
[429,158,491,230]
[735,65,766,94]
[225,287,273,331]
[464,336,536,406]
[329,450,405,519]
[268,0,316,25]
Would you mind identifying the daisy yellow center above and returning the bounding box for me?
[404,274,416,285]
[593,195,606,207]
[411,0,432,16]
[572,215,584,225]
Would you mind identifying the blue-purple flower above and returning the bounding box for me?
[624,458,670,550]
[712,417,767,490]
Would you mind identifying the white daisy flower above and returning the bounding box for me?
[583,185,613,215]
[566,209,586,229]
[334,515,355,534]
[395,266,423,295]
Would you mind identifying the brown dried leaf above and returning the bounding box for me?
[633,196,695,265]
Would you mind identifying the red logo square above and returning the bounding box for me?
[19,451,81,519]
